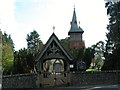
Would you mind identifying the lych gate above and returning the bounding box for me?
[35,33,72,87]
[35,7,86,87]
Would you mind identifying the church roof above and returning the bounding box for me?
[35,33,73,62]
[68,8,84,35]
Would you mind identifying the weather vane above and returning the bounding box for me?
[52,26,55,33]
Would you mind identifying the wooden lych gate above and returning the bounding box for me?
[35,33,72,87]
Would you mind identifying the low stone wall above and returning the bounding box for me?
[2,71,120,88]
[70,70,120,86]
[2,73,37,88]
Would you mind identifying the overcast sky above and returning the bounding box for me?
[0,0,109,51]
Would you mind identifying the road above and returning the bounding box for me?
[2,85,120,90]
[38,85,120,90]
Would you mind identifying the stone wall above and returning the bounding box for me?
[70,70,120,86]
[2,71,120,88]
[2,73,37,88]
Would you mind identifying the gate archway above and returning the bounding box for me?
[35,33,72,87]
[43,59,64,73]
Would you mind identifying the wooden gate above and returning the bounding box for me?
[39,72,70,87]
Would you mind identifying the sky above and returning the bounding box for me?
[0,0,109,51]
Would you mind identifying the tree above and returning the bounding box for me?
[91,41,105,70]
[102,1,120,70]
[0,31,2,72]
[8,35,14,49]
[60,37,70,52]
[26,30,43,72]
[60,37,86,71]
[83,47,95,69]
[13,48,36,74]
[60,37,85,60]
[13,30,43,74]
[26,30,42,55]
[2,32,14,75]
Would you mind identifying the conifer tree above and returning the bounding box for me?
[102,1,120,70]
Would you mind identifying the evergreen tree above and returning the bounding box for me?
[102,1,120,70]
[26,30,42,55]
[83,47,95,69]
[13,30,43,74]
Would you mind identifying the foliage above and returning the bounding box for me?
[2,32,14,75]
[102,1,120,70]
[13,30,43,74]
[60,36,105,71]
[13,48,36,74]
[60,37,85,60]
[0,31,2,71]
[70,48,85,61]
[60,37,70,51]
[26,30,42,55]
[90,41,105,71]
[86,68,97,72]
[83,47,95,69]
[60,37,92,69]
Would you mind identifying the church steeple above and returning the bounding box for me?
[68,7,85,49]
[68,8,84,35]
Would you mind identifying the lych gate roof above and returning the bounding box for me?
[68,8,84,35]
[35,33,72,62]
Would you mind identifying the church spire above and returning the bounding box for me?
[68,7,84,35]
[72,7,77,26]
[68,7,85,49]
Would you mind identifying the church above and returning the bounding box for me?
[35,8,86,87]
